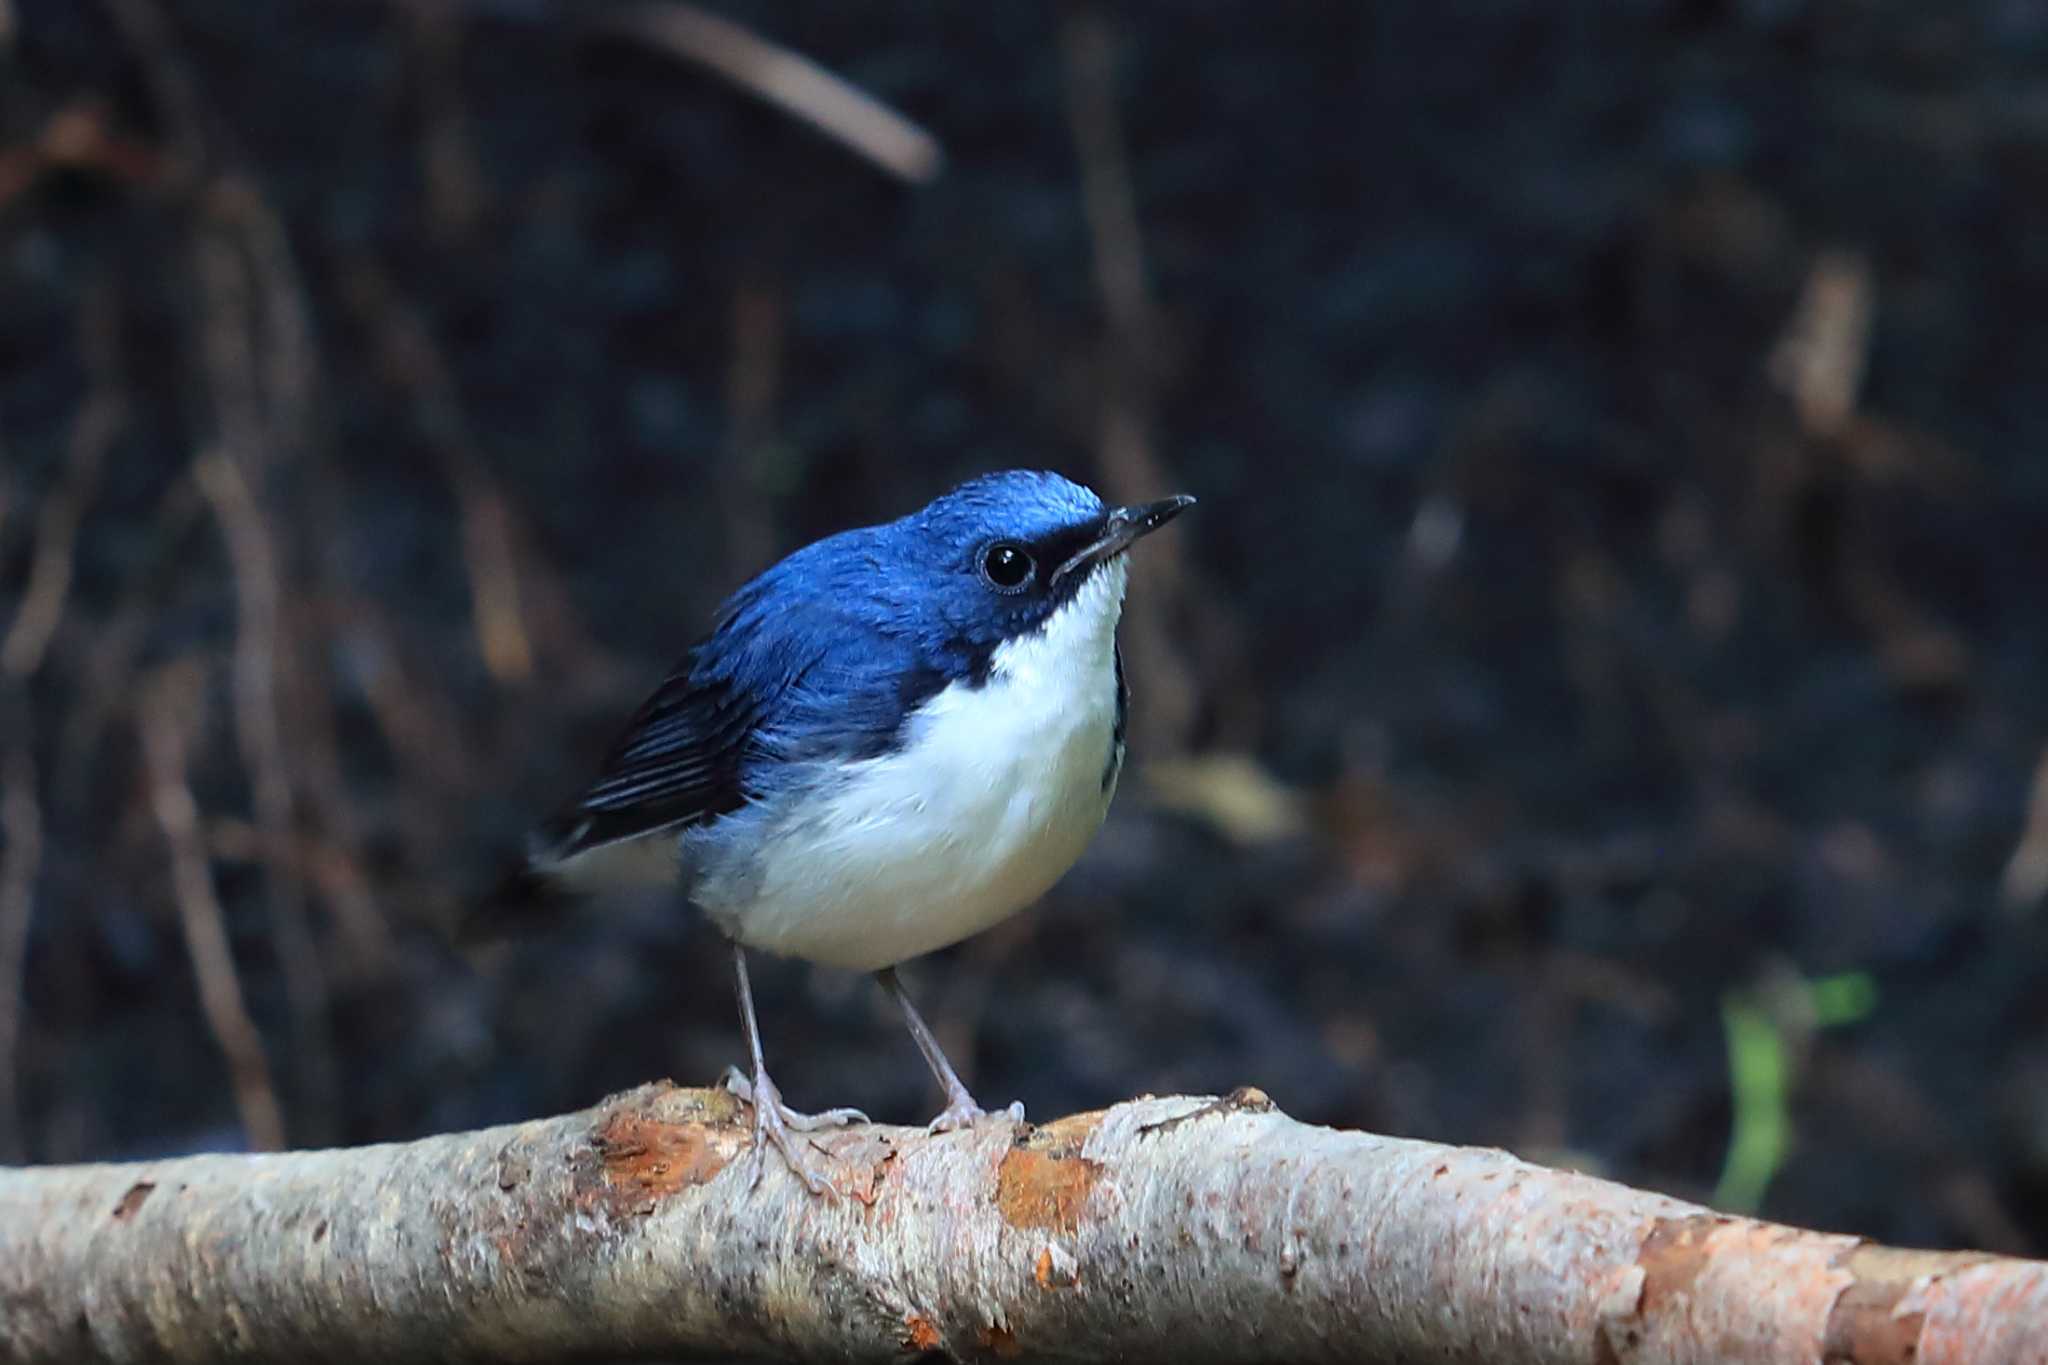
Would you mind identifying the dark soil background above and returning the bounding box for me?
[3,0,2047,1268]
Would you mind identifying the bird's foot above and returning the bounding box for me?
[720,1065,868,1131]
[720,1065,866,1194]
[926,1094,1026,1135]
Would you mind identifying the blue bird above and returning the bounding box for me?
[479,470,1194,1190]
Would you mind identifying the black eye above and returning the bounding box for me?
[980,542,1035,591]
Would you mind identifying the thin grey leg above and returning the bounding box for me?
[876,966,1025,1133]
[722,943,865,1193]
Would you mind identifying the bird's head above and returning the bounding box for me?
[888,469,1195,677]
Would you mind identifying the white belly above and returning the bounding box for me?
[698,560,1128,971]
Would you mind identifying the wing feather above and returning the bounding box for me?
[539,670,766,858]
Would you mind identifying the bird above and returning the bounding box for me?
[472,469,1194,1190]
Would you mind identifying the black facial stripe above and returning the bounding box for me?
[1027,512,1115,598]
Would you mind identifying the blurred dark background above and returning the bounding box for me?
[2,0,2046,1260]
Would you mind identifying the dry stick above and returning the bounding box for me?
[192,233,337,1140]
[136,665,286,1154]
[49,482,204,820]
[0,290,124,1163]
[721,273,785,582]
[1061,11,1153,359]
[204,818,386,956]
[195,449,350,1001]
[342,263,536,684]
[1058,9,1197,754]
[2002,746,2048,912]
[598,1,943,184]
[1768,249,1872,442]
[208,176,319,456]
[1,1082,2043,1364]
[0,734,41,1164]
[402,0,488,240]
[0,362,121,681]
[231,578,397,975]
[103,0,340,1139]
[208,185,386,969]
[96,0,206,176]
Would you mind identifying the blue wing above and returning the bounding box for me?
[534,543,959,864]
[549,667,764,854]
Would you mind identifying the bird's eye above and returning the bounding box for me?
[980,542,1035,592]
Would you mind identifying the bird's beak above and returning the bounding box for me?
[1051,494,1197,586]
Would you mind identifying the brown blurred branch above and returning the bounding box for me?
[104,0,343,1127]
[0,726,40,1163]
[1,1082,2043,1363]
[0,100,170,211]
[343,263,539,685]
[204,817,387,964]
[2002,746,2048,914]
[190,196,335,1138]
[136,665,286,1153]
[192,454,339,1128]
[401,0,488,240]
[721,272,786,579]
[0,286,123,1163]
[1767,248,1871,442]
[1060,9,1196,754]
[0,291,122,680]
[599,2,943,184]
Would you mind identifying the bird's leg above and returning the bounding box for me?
[722,944,865,1193]
[876,966,1025,1133]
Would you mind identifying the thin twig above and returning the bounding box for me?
[111,0,375,992]
[1768,249,1872,440]
[1058,8,1196,754]
[146,0,339,1116]
[0,710,42,1163]
[137,664,286,1153]
[205,818,389,968]
[721,274,785,580]
[0,289,123,1163]
[0,100,170,210]
[341,261,538,684]
[1062,11,1152,351]
[191,178,337,1138]
[204,177,318,458]
[599,2,943,184]
[97,0,207,176]
[0,287,123,680]
[266,637,396,971]
[49,480,205,819]
[193,453,337,1137]
[402,0,488,240]
[2001,746,2048,914]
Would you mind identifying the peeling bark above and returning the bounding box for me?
[1,1083,2042,1363]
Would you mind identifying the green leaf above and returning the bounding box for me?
[1714,995,1787,1214]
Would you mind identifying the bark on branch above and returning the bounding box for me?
[1,1082,2042,1363]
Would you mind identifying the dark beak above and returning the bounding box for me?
[1051,494,1197,586]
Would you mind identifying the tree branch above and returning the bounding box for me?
[1,1082,2042,1363]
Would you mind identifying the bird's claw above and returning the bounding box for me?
[721,1065,866,1194]
[720,1065,868,1130]
[926,1096,1026,1134]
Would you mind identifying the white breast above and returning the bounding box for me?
[698,559,1128,971]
